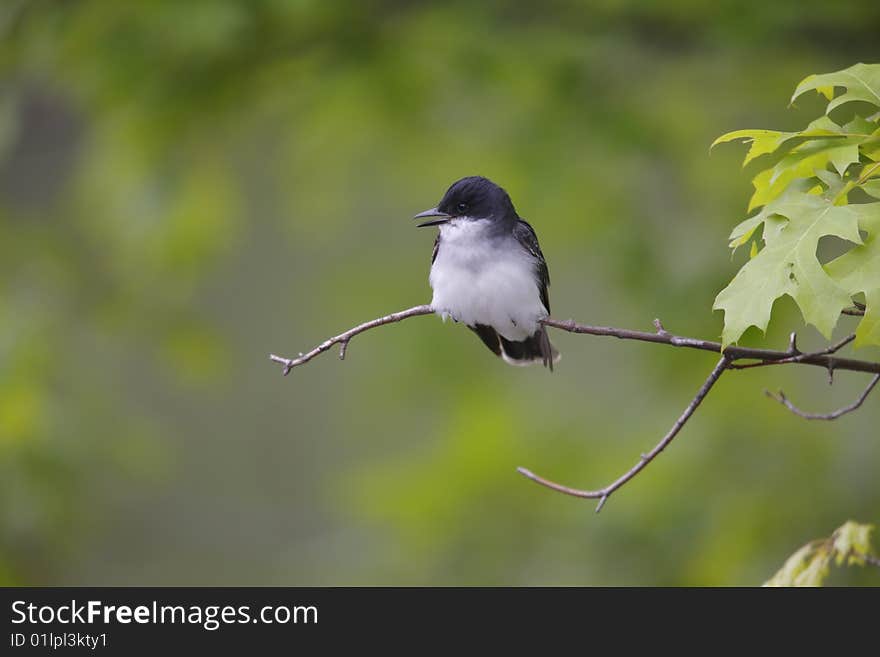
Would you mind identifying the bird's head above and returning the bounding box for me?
[414,176,516,227]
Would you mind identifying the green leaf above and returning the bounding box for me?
[765,521,877,587]
[728,213,764,248]
[714,190,864,346]
[813,169,847,198]
[793,549,832,586]
[860,161,880,182]
[711,129,790,166]
[763,541,833,586]
[711,116,851,168]
[748,137,862,210]
[792,63,880,113]
[825,202,880,346]
[764,543,819,587]
[831,522,875,567]
[842,115,878,135]
[864,142,880,161]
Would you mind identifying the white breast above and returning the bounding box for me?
[429,219,546,341]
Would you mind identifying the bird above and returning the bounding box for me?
[413,176,559,369]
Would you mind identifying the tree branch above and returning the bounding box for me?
[522,319,877,503]
[269,304,434,375]
[726,333,855,371]
[272,311,880,376]
[765,373,880,421]
[843,301,866,316]
[270,308,880,508]
[540,318,880,375]
[517,356,730,512]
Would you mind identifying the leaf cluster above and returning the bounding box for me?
[713,64,880,348]
[764,520,877,587]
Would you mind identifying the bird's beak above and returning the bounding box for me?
[413,207,452,227]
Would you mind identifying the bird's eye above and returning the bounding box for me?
[457,202,468,213]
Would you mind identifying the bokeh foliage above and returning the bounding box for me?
[1,0,879,585]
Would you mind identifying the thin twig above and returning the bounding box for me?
[765,374,880,421]
[269,304,434,375]
[842,301,866,317]
[517,356,730,512]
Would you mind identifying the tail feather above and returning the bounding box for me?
[468,323,559,370]
[468,323,502,356]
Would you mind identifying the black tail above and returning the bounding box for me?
[468,324,559,370]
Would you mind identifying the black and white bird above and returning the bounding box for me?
[414,176,559,369]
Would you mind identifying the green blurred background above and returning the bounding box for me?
[1,0,879,586]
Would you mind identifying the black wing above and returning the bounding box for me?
[513,219,550,314]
